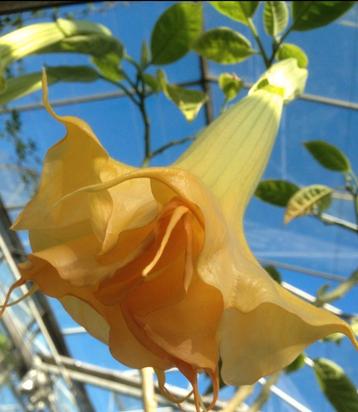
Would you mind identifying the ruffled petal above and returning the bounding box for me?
[9,62,355,410]
[70,166,357,384]
[219,283,358,385]
[32,233,112,286]
[18,256,171,370]
[136,274,223,371]
[12,71,156,256]
[61,296,110,344]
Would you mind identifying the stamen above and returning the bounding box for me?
[183,214,194,292]
[50,169,205,229]
[206,368,219,411]
[191,373,202,412]
[155,369,194,404]
[142,206,188,277]
[0,278,26,318]
[0,284,38,310]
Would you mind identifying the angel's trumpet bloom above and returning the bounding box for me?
[3,59,356,410]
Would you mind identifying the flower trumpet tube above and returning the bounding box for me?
[3,60,357,410]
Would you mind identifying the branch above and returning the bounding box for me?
[98,75,140,106]
[151,136,195,159]
[136,72,151,166]
[247,17,270,68]
[267,3,314,66]
[139,96,151,166]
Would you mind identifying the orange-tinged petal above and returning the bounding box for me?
[32,233,110,286]
[61,296,110,344]
[220,285,358,385]
[17,256,171,370]
[63,166,358,387]
[12,72,157,257]
[135,274,223,371]
[7,61,357,412]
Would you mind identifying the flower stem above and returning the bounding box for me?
[139,97,151,166]
[136,72,151,166]
[247,17,270,68]
[267,3,313,66]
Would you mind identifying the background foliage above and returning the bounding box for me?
[0,2,357,411]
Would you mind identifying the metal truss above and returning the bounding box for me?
[38,354,315,412]
[0,2,357,411]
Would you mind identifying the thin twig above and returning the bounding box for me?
[199,56,214,123]
[151,136,195,159]
[247,17,270,68]
[267,3,314,66]
[98,74,140,106]
[135,71,152,166]
[139,94,151,166]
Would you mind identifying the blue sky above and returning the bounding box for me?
[0,2,357,411]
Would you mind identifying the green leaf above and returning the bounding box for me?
[55,18,112,37]
[292,1,355,31]
[92,53,123,82]
[210,2,259,25]
[284,184,333,223]
[304,141,351,172]
[325,318,358,344]
[141,41,150,68]
[194,28,255,64]
[277,43,308,68]
[0,66,99,105]
[39,33,124,59]
[316,270,358,305]
[314,358,358,412]
[143,73,161,92]
[0,19,117,91]
[255,180,299,207]
[151,3,202,65]
[218,73,243,101]
[264,265,282,284]
[47,66,99,82]
[285,353,306,374]
[156,69,167,90]
[0,334,9,351]
[263,1,289,37]
[324,332,345,344]
[165,84,207,121]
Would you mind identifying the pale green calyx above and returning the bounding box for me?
[249,58,308,103]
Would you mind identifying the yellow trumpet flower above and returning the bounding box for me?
[2,59,356,410]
